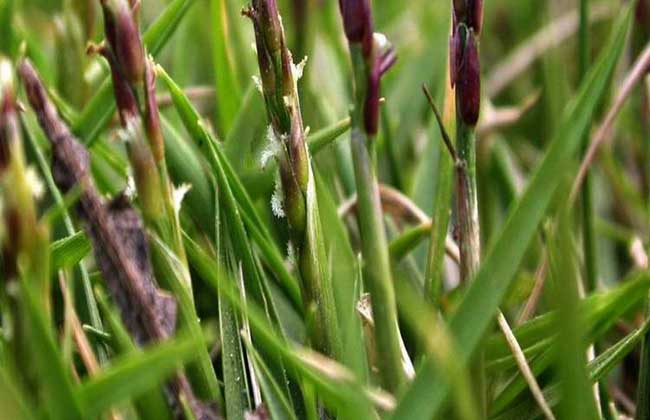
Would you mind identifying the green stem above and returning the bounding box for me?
[579,1,609,416]
[348,45,406,394]
[455,121,480,282]
[636,8,650,420]
[579,0,598,294]
[455,118,485,417]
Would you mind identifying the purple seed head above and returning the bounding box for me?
[93,44,139,125]
[339,0,373,56]
[257,0,283,52]
[18,60,71,143]
[455,30,481,126]
[102,0,145,85]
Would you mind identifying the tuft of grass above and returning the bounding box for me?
[1,1,650,419]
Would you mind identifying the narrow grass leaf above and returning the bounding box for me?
[49,231,91,272]
[76,331,205,418]
[184,233,379,418]
[95,289,173,420]
[0,367,35,420]
[210,0,242,134]
[149,236,222,402]
[243,339,298,420]
[157,65,302,309]
[20,279,83,420]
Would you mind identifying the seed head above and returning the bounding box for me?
[255,0,283,53]
[18,60,72,146]
[453,28,481,126]
[101,0,145,85]
[339,0,373,56]
[91,43,139,125]
[246,0,298,132]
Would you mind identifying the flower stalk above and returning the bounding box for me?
[338,0,405,393]
[450,3,481,282]
[245,0,341,359]
[97,0,191,293]
[450,0,485,414]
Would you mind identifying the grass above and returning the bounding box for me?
[1,0,650,419]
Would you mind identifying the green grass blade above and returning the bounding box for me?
[49,231,91,272]
[184,233,378,418]
[0,0,16,57]
[19,278,84,420]
[395,277,480,420]
[76,331,206,418]
[161,116,215,229]
[490,272,650,413]
[210,0,242,135]
[486,271,650,367]
[548,204,599,419]
[95,289,173,420]
[217,198,251,420]
[243,340,299,420]
[307,117,351,154]
[149,236,222,403]
[492,302,650,420]
[219,292,250,420]
[390,222,431,262]
[314,173,369,380]
[0,367,34,420]
[423,85,455,304]
[157,64,302,310]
